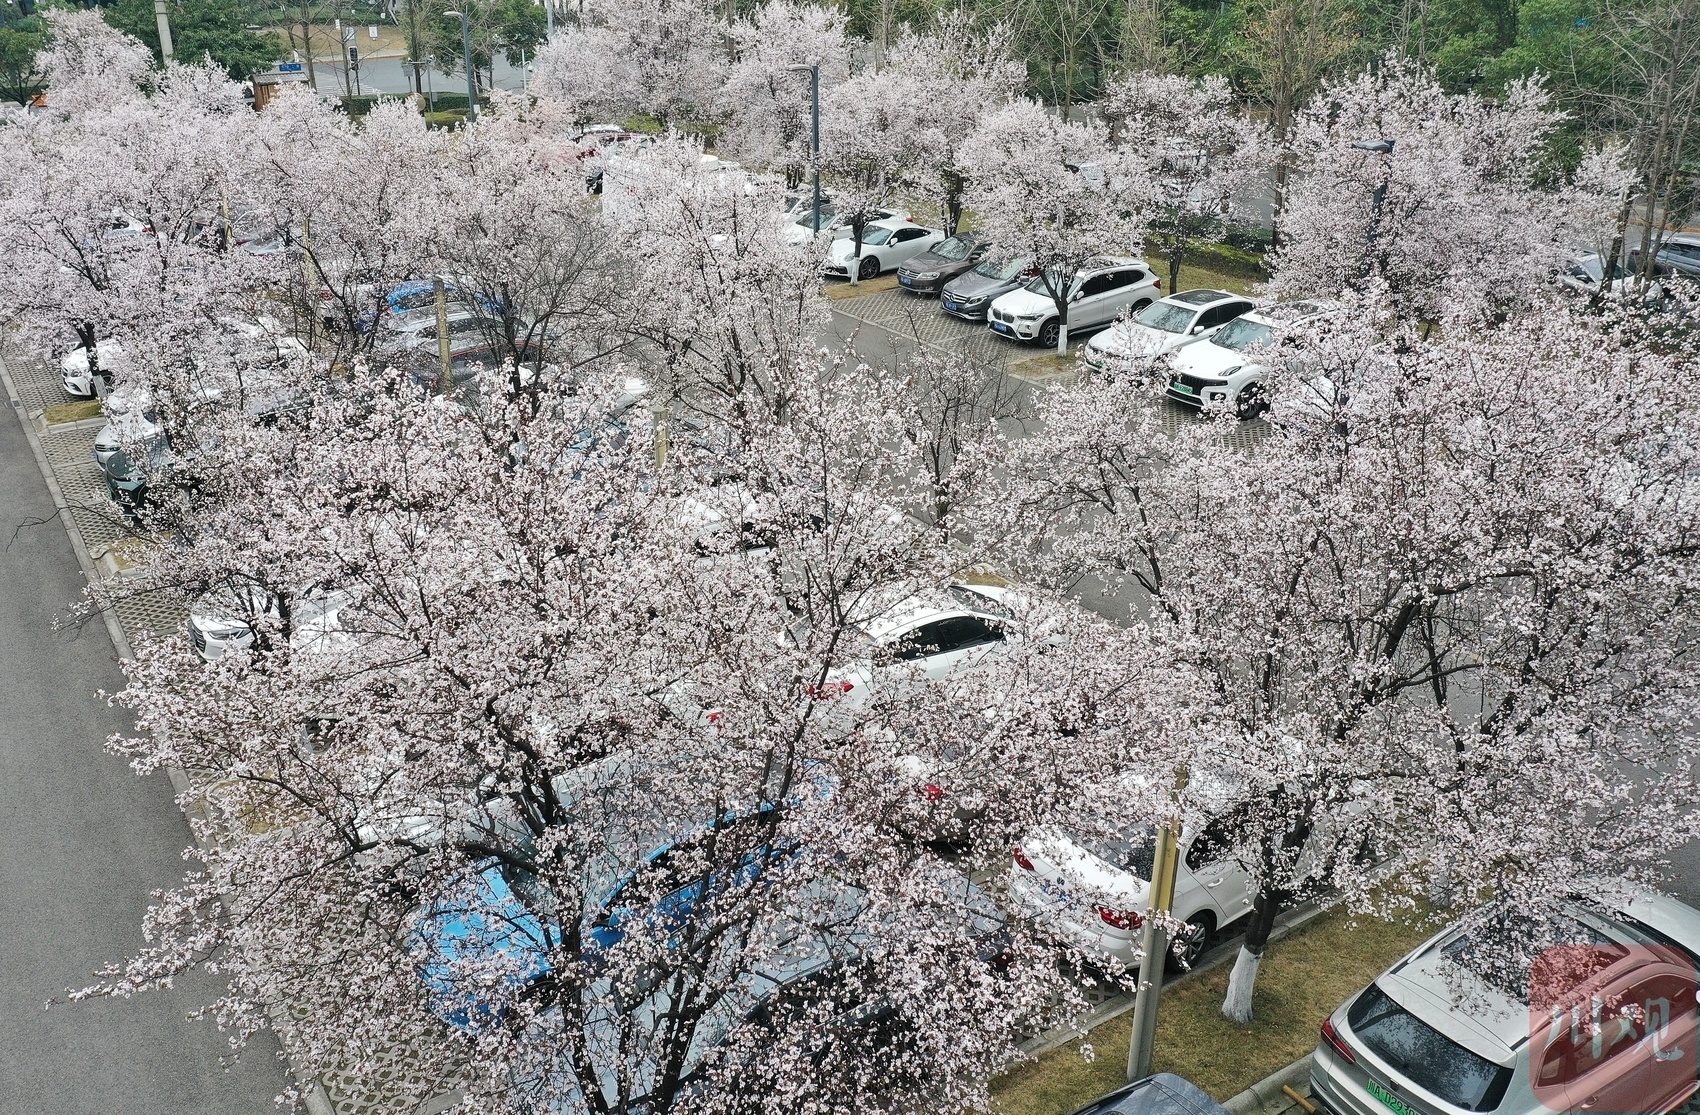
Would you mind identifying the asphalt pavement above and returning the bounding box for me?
[0,404,289,1113]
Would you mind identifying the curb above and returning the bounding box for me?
[1,353,338,1115]
[1223,1054,1313,1115]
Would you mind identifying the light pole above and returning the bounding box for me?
[405,56,435,108]
[153,0,174,59]
[443,9,477,124]
[1353,138,1395,280]
[785,62,822,235]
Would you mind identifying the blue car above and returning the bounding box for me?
[412,862,552,1031]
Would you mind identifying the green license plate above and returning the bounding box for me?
[1367,1080,1418,1115]
[1171,382,1193,394]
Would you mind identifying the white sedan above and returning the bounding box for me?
[60,340,127,397]
[782,205,909,247]
[1009,808,1255,972]
[820,218,945,282]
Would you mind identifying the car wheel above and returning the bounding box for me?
[1235,382,1268,420]
[858,256,880,281]
[1132,299,1152,312]
[1037,319,1061,348]
[1167,912,1214,972]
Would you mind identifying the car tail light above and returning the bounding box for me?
[923,783,944,802]
[1322,1017,1356,1062]
[1155,276,1162,289]
[1012,847,1035,871]
[1093,904,1143,931]
[805,680,854,699]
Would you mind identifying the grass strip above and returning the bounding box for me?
[43,399,103,425]
[993,905,1431,1113]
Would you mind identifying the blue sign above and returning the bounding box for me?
[277,61,304,73]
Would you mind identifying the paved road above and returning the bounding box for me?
[0,407,289,1113]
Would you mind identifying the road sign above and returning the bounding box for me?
[277,61,304,73]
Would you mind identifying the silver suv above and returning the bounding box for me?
[1311,890,1700,1115]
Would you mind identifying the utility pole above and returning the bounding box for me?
[153,0,174,59]
[1126,817,1182,1081]
[444,10,477,124]
[785,62,822,238]
[1353,139,1395,282]
[544,0,553,37]
[434,277,453,396]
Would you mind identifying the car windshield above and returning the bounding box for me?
[1022,270,1064,295]
[1347,985,1513,1111]
[1134,301,1199,333]
[390,289,438,313]
[933,235,975,261]
[794,207,835,226]
[973,256,1029,281]
[860,226,897,246]
[1212,317,1274,351]
[1072,824,1156,878]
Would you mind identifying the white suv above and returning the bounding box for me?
[1164,299,1338,419]
[987,258,1161,349]
[1084,289,1258,376]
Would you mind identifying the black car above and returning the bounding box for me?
[939,255,1034,321]
[1068,1075,1232,1115]
[895,232,993,295]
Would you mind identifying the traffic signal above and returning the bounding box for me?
[347,46,359,64]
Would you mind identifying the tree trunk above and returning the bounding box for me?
[75,322,107,393]
[1056,300,1071,355]
[1221,882,1280,1024]
[1168,250,1182,295]
[849,219,865,286]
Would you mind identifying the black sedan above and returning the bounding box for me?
[895,232,993,295]
[939,255,1034,321]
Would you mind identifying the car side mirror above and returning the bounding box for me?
[1191,324,1206,335]
[1071,290,1084,302]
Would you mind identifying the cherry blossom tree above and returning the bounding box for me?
[1267,58,1619,322]
[717,0,849,187]
[860,15,1026,235]
[83,343,1177,1115]
[958,100,1152,353]
[1101,72,1273,295]
[976,292,1700,1022]
[528,0,725,128]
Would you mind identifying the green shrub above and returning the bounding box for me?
[424,109,468,129]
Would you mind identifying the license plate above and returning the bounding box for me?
[899,275,912,286]
[1042,881,1071,904]
[1367,1081,1417,1115]
[1171,382,1193,394]
[993,322,1011,334]
[944,301,958,311]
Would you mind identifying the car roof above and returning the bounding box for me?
[1083,256,1146,272]
[1165,288,1237,307]
[866,215,928,232]
[1069,1073,1229,1115]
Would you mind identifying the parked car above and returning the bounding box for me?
[60,339,127,397]
[377,307,497,355]
[895,231,994,295]
[823,582,1016,700]
[820,218,946,281]
[1310,890,1700,1115]
[1067,1075,1232,1115]
[1084,290,1257,376]
[1008,801,1256,972]
[97,428,171,509]
[781,205,909,247]
[1651,233,1700,278]
[1165,300,1339,419]
[186,584,355,663]
[987,258,1161,349]
[940,255,1035,321]
[1556,253,1667,303]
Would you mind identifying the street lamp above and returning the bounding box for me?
[785,62,822,235]
[443,10,477,124]
[1353,138,1395,279]
[405,55,436,108]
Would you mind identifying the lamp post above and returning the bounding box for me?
[1353,138,1395,280]
[443,10,477,124]
[785,62,822,235]
[405,56,435,108]
[153,0,174,59]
